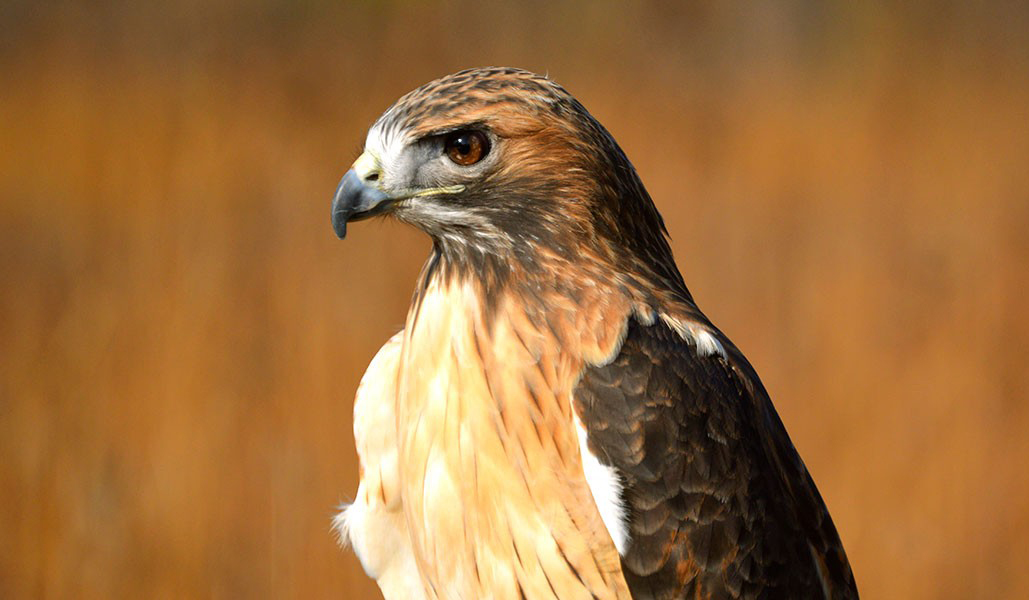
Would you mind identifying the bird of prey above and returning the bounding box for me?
[331,67,857,599]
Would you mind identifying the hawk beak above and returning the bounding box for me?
[331,152,390,239]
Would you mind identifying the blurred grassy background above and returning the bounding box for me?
[2,1,1028,598]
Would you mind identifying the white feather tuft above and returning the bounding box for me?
[332,502,355,550]
[659,314,727,358]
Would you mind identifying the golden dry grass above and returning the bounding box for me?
[2,2,1028,598]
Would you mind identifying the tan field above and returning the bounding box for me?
[2,2,1028,598]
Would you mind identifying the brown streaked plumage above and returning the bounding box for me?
[332,67,858,599]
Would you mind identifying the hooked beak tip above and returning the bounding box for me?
[332,214,348,239]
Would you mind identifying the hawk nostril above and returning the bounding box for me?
[365,172,380,182]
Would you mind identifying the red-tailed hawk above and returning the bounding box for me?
[331,67,857,599]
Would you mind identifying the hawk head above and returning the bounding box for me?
[332,67,685,293]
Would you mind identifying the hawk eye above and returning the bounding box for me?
[444,130,489,166]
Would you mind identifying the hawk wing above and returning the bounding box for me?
[574,315,858,599]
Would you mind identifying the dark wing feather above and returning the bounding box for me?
[574,315,858,599]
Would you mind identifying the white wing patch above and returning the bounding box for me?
[574,414,629,555]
